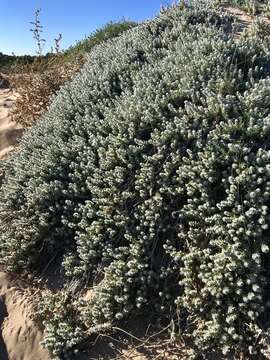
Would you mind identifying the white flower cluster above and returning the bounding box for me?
[1,0,270,358]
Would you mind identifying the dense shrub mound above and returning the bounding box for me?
[1,1,270,358]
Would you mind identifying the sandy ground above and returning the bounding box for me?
[222,4,270,38]
[0,273,51,360]
[0,89,22,160]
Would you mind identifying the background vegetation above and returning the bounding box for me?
[1,11,136,128]
[0,52,37,73]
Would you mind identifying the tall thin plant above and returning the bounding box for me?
[30,9,46,56]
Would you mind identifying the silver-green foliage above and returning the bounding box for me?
[1,1,270,357]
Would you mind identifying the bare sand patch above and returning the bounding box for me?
[0,272,50,360]
[0,89,23,160]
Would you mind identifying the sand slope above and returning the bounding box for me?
[0,89,22,160]
[0,91,50,359]
[0,272,51,360]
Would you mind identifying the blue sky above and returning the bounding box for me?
[0,0,173,55]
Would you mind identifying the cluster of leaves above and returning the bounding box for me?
[34,290,88,359]
[2,0,270,358]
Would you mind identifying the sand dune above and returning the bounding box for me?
[0,89,22,159]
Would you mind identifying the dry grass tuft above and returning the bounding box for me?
[9,58,82,128]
